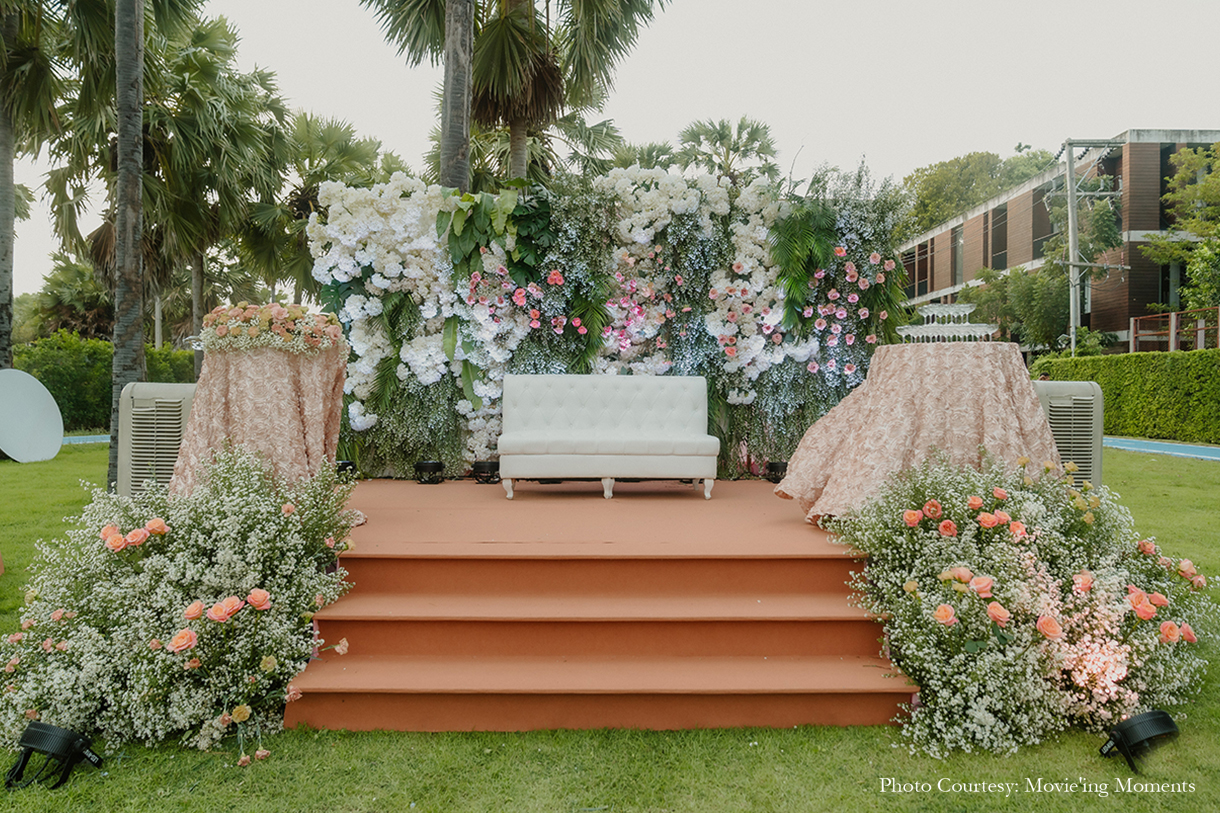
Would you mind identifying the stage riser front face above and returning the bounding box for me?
[286,480,911,732]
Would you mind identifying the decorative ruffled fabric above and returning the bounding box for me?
[775,342,1061,521]
[169,346,346,495]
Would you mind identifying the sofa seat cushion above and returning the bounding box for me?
[498,430,720,457]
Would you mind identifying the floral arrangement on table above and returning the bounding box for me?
[0,447,356,761]
[826,455,1215,757]
[307,166,909,478]
[200,301,345,355]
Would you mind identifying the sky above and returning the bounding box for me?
[12,0,1220,296]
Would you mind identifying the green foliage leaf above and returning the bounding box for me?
[442,316,459,362]
[460,360,483,411]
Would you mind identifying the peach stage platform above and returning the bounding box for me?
[284,477,913,732]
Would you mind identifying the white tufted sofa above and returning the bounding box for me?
[496,374,721,499]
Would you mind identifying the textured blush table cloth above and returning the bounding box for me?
[169,346,346,494]
[775,342,1060,521]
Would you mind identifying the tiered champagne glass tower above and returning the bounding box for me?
[897,303,998,342]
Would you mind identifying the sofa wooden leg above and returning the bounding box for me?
[503,478,514,500]
[601,478,614,499]
[703,478,715,500]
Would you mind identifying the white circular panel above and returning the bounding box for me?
[0,368,65,463]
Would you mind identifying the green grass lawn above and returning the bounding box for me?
[0,445,1216,812]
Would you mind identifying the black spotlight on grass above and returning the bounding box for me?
[5,722,103,790]
[1099,710,1179,773]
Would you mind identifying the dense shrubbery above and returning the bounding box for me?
[14,332,196,431]
[1031,349,1220,444]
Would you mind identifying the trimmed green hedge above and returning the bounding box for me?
[14,331,196,432]
[1030,348,1220,444]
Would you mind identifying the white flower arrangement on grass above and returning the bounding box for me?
[826,455,1215,757]
[0,447,357,761]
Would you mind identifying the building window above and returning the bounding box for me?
[951,225,964,286]
[991,203,1008,270]
[1032,186,1055,260]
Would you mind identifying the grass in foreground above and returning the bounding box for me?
[0,446,1216,812]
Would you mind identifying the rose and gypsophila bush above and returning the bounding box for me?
[826,455,1215,757]
[307,167,909,478]
[0,447,357,757]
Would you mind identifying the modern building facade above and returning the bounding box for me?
[899,129,1220,344]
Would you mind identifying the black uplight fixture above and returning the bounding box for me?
[5,722,103,790]
[414,460,445,484]
[1099,710,1179,773]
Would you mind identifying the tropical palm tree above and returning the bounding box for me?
[678,116,780,187]
[362,0,666,185]
[238,112,391,304]
[612,140,676,170]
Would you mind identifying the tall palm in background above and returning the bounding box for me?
[678,116,779,187]
[362,0,666,186]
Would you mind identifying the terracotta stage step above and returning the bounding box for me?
[285,478,912,732]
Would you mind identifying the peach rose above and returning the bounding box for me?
[993,510,1011,525]
[1126,589,1147,609]
[168,629,198,653]
[1009,521,1027,537]
[184,600,204,620]
[1149,592,1169,607]
[50,609,65,623]
[932,604,958,626]
[1036,615,1063,639]
[922,500,943,520]
[1180,623,1197,643]
[1137,539,1156,555]
[903,580,919,593]
[99,524,120,540]
[986,601,1011,627]
[247,589,271,611]
[950,567,974,583]
[220,596,246,618]
[993,487,1008,500]
[207,602,232,623]
[938,519,958,537]
[903,509,924,527]
[1073,571,1094,593]
[1192,575,1207,590]
[977,512,999,529]
[105,534,127,552]
[144,518,168,535]
[125,528,150,547]
[1178,559,1197,580]
[1159,621,1181,643]
[1135,601,1158,621]
[183,658,201,670]
[149,639,162,650]
[281,503,296,516]
[967,495,984,510]
[969,576,994,598]
[286,685,303,702]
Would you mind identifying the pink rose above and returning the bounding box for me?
[993,487,1008,500]
[184,658,201,670]
[168,629,198,653]
[281,504,295,516]
[1072,571,1094,593]
[884,259,896,271]
[1135,601,1158,621]
[144,518,168,535]
[977,512,999,529]
[1180,623,1197,643]
[967,495,984,511]
[869,252,882,265]
[286,685,303,702]
[833,246,847,257]
[184,600,204,620]
[50,609,65,623]
[903,509,924,527]
[969,576,994,598]
[938,519,958,537]
[922,500,943,520]
[1192,575,1207,590]
[1149,592,1169,607]
[932,604,958,626]
[125,528,150,547]
[1137,539,1156,556]
[1159,621,1181,643]
[986,601,1011,627]
[993,510,1011,524]
[6,633,22,644]
[247,589,271,611]
[1036,615,1063,639]
[149,638,162,650]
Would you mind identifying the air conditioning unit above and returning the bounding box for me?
[1031,380,1104,487]
[117,382,197,496]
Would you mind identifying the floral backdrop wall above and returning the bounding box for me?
[307,167,909,478]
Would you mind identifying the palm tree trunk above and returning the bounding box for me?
[0,13,16,370]
[154,295,163,348]
[509,117,529,182]
[108,0,146,488]
[192,250,204,379]
[439,0,473,192]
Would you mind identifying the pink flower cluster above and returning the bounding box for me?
[202,302,343,353]
[100,518,169,553]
